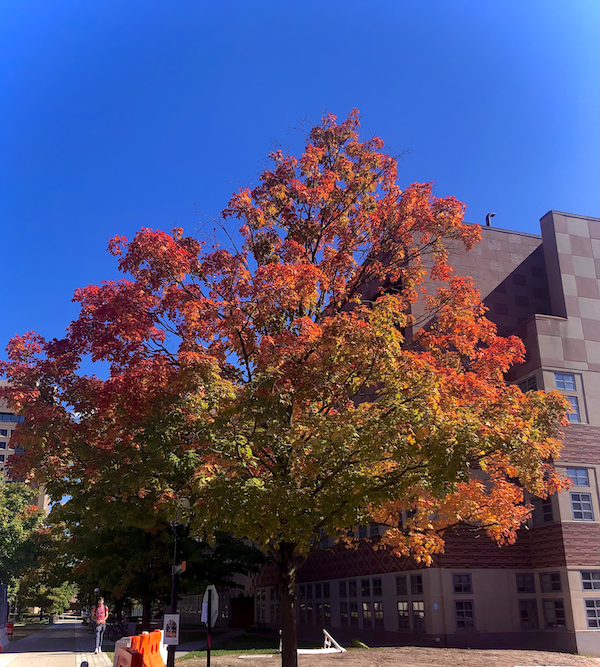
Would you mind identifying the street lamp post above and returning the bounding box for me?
[166,500,189,667]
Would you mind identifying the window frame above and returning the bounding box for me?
[339,601,348,626]
[373,601,384,627]
[410,574,423,595]
[542,599,566,629]
[455,600,475,631]
[397,600,410,630]
[581,572,600,591]
[518,599,539,630]
[362,601,372,628]
[412,600,426,631]
[571,492,594,521]
[396,575,407,596]
[566,396,581,423]
[452,573,473,594]
[516,573,536,594]
[585,599,600,629]
[567,468,590,487]
[540,572,562,593]
[554,372,576,390]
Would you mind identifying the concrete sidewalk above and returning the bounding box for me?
[0,620,111,667]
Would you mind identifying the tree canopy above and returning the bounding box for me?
[0,482,45,584]
[0,110,569,665]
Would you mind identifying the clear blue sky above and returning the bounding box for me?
[1,0,598,354]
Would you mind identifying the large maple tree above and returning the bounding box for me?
[1,110,568,666]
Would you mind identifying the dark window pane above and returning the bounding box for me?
[410,575,423,595]
[519,599,539,629]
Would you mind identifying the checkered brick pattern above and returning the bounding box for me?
[540,212,600,371]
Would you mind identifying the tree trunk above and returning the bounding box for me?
[141,598,152,630]
[114,597,124,622]
[277,542,299,667]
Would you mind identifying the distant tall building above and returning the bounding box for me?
[0,380,49,512]
[236,211,599,656]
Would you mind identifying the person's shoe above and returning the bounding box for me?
[94,649,98,654]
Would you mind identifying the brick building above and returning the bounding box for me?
[0,380,49,512]
[238,211,600,657]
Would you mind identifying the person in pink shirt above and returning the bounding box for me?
[91,597,109,654]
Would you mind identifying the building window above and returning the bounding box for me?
[324,603,331,624]
[455,601,475,630]
[453,574,472,594]
[270,599,280,623]
[298,602,307,624]
[566,396,581,423]
[348,580,357,597]
[340,602,348,626]
[323,583,330,598]
[515,295,529,308]
[540,572,562,593]
[306,602,313,624]
[373,601,384,627]
[410,575,423,595]
[361,579,370,597]
[513,273,526,286]
[396,575,407,596]
[516,573,535,594]
[339,581,347,598]
[518,599,539,630]
[0,430,6,437]
[571,493,594,521]
[518,376,537,393]
[0,442,5,449]
[533,496,554,524]
[299,585,305,600]
[543,599,566,628]
[0,414,24,423]
[582,572,600,590]
[494,302,509,316]
[369,524,380,537]
[358,525,368,539]
[554,372,576,390]
[0,455,4,462]
[397,601,409,629]
[254,589,266,622]
[315,603,323,626]
[315,584,322,599]
[412,601,426,631]
[305,584,313,599]
[372,578,382,596]
[362,601,372,627]
[568,468,590,486]
[349,602,358,627]
[585,600,600,629]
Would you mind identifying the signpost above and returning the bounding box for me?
[201,585,219,667]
